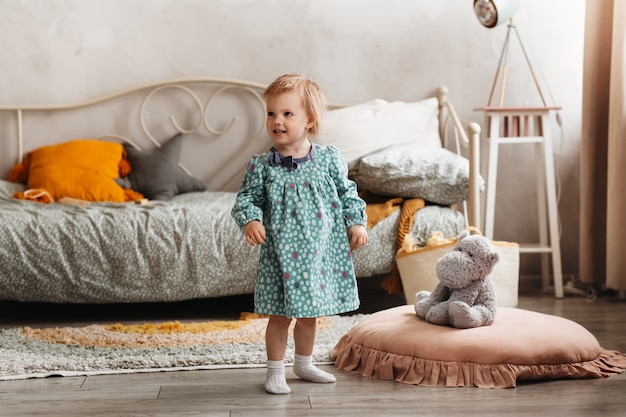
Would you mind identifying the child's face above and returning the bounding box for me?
[265,91,312,152]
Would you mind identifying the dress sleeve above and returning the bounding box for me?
[326,146,367,229]
[231,154,266,231]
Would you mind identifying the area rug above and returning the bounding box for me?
[0,313,366,381]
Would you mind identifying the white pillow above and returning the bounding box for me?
[316,97,441,166]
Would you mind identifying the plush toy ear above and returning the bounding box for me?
[458,230,470,241]
[491,250,501,264]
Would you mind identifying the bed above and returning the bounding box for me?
[0,78,481,304]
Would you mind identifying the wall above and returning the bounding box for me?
[0,0,585,281]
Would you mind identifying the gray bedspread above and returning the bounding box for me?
[0,181,463,304]
[0,190,259,303]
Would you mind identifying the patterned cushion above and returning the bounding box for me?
[350,143,484,205]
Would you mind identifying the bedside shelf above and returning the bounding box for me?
[478,106,564,298]
[518,244,556,254]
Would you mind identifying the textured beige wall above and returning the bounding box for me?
[0,0,585,279]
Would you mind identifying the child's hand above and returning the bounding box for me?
[244,220,266,246]
[348,224,368,251]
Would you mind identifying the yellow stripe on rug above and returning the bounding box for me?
[19,317,332,349]
[105,320,250,335]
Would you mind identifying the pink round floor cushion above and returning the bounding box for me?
[331,305,626,388]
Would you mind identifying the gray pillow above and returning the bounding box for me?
[0,179,25,199]
[350,143,484,205]
[122,133,206,201]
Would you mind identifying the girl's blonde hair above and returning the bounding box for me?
[263,73,327,137]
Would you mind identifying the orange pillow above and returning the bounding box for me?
[26,139,128,202]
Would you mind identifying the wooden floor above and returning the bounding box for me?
[1,281,625,417]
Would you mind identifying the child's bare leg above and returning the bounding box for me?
[264,315,292,394]
[293,317,336,383]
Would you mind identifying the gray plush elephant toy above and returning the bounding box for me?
[414,230,500,329]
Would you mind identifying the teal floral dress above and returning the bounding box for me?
[231,143,367,318]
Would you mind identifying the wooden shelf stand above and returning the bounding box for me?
[479,106,564,298]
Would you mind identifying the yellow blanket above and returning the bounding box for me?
[363,192,425,294]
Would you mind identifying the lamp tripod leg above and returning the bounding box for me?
[487,24,513,107]
[512,25,548,107]
[486,23,549,108]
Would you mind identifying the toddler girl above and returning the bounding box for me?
[232,73,368,394]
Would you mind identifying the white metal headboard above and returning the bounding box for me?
[0,78,272,192]
[0,78,480,227]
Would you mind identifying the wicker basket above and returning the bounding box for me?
[396,235,519,308]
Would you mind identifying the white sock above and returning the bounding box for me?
[293,353,336,383]
[265,360,291,394]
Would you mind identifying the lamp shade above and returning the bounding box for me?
[473,0,520,28]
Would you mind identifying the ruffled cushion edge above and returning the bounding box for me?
[330,334,626,389]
